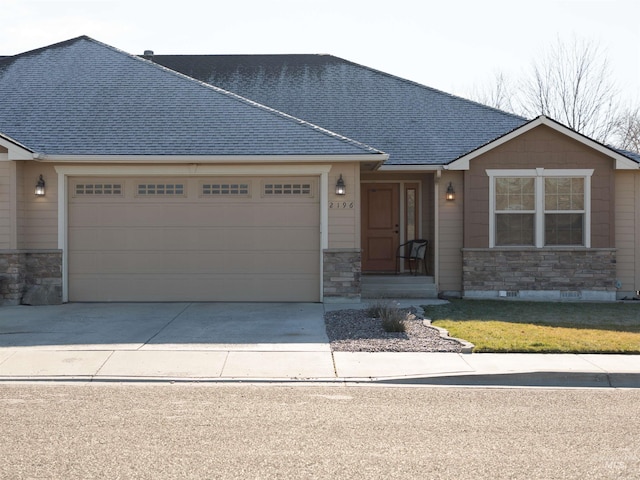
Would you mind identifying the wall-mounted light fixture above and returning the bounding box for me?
[335,174,346,195]
[445,182,455,201]
[35,174,46,197]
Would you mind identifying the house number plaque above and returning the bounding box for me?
[329,201,354,209]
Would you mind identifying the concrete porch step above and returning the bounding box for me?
[361,275,438,299]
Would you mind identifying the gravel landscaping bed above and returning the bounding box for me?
[324,308,463,353]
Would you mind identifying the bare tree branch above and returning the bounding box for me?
[516,37,620,142]
[467,36,640,150]
[612,107,640,152]
[468,71,517,113]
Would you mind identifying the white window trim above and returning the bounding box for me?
[487,168,593,248]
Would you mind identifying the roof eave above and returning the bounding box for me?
[33,153,389,164]
[378,164,443,172]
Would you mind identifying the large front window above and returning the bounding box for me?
[488,169,593,248]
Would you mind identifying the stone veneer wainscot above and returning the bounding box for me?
[0,250,63,306]
[323,248,361,302]
[462,248,617,301]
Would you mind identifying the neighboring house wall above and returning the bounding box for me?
[614,171,640,298]
[462,125,617,301]
[438,170,464,296]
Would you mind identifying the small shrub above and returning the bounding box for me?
[381,307,407,333]
[366,299,396,319]
[366,300,407,332]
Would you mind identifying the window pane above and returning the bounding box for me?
[571,178,584,209]
[406,188,416,241]
[496,214,535,246]
[545,177,584,211]
[496,177,534,211]
[545,213,584,245]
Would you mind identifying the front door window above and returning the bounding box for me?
[405,183,419,242]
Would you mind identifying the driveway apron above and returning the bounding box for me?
[0,302,330,352]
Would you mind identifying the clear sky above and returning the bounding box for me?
[2,0,639,104]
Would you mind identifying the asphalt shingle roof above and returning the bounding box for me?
[614,148,640,163]
[0,37,381,157]
[151,54,530,165]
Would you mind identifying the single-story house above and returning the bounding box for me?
[1,36,639,305]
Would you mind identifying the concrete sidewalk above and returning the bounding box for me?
[0,301,639,387]
[1,348,639,387]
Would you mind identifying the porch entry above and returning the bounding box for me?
[361,182,420,273]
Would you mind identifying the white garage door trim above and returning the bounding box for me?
[55,164,331,302]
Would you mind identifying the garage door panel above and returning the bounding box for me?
[69,226,320,252]
[69,203,319,228]
[68,176,320,302]
[70,274,319,302]
[69,251,319,275]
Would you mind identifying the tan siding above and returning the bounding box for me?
[465,125,616,248]
[328,163,359,249]
[0,154,16,248]
[438,171,463,293]
[19,162,58,249]
[614,171,635,292]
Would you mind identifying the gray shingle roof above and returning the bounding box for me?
[150,54,530,165]
[0,37,382,157]
[614,148,640,163]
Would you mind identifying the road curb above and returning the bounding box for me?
[2,371,639,388]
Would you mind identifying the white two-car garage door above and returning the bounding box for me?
[68,176,320,302]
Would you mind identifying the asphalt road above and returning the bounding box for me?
[1,384,638,479]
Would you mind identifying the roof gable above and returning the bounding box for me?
[151,54,528,166]
[446,116,639,170]
[0,37,383,158]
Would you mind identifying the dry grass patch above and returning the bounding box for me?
[425,300,640,353]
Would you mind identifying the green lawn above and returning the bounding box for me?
[425,300,640,353]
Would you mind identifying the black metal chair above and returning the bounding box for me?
[395,239,428,275]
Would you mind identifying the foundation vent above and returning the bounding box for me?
[561,291,582,299]
[499,290,519,298]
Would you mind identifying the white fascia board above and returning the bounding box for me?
[39,153,389,164]
[614,154,640,169]
[447,116,639,171]
[378,164,443,172]
[54,164,334,176]
[0,136,34,160]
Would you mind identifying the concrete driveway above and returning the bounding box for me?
[0,302,330,352]
[1,301,640,386]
